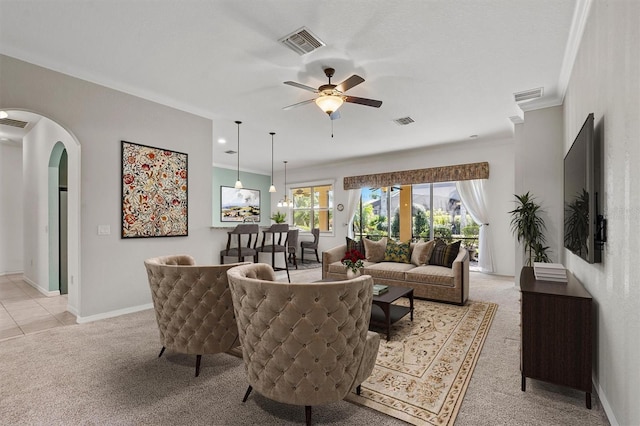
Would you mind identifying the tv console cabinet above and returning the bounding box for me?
[519,266,593,409]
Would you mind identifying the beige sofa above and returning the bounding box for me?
[323,242,469,305]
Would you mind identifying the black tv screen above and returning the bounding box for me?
[563,113,601,263]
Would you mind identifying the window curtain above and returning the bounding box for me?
[456,179,495,273]
[346,188,361,238]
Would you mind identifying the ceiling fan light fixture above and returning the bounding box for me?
[315,95,344,115]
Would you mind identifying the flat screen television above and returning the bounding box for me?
[563,113,604,263]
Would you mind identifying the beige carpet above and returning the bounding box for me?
[347,299,497,426]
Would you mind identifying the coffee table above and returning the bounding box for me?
[370,285,414,341]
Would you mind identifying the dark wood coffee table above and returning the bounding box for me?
[370,285,414,341]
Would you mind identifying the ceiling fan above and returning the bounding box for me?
[283,67,382,120]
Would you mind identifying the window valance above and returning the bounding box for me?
[343,161,489,190]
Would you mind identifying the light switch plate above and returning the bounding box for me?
[97,225,111,236]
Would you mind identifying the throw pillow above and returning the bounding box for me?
[363,237,388,262]
[383,240,411,263]
[345,237,366,258]
[411,239,436,266]
[429,239,462,268]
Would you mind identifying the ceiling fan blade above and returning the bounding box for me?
[335,75,365,93]
[282,99,315,110]
[284,81,319,93]
[330,110,341,120]
[344,96,383,108]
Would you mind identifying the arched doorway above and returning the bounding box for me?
[0,109,81,316]
[49,142,68,295]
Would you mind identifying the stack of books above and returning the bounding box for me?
[533,262,568,282]
[373,284,389,295]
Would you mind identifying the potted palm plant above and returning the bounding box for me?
[509,192,550,266]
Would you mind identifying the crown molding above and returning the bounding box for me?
[557,0,594,102]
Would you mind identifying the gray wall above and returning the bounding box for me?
[1,54,216,319]
[0,142,23,274]
[562,1,640,424]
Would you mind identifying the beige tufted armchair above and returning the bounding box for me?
[144,255,244,377]
[227,263,380,425]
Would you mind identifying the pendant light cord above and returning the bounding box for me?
[235,121,242,182]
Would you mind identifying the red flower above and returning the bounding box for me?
[123,174,135,185]
[341,249,365,272]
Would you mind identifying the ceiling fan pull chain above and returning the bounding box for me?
[331,119,334,138]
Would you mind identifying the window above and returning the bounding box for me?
[354,182,479,255]
[291,184,333,232]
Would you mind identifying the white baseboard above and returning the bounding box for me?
[76,303,153,324]
[23,276,61,297]
[593,376,619,426]
[0,270,24,276]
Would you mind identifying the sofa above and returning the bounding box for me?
[323,239,469,305]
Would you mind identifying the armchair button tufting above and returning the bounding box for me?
[301,314,305,318]
[303,344,306,348]
[315,329,319,333]
[315,298,319,302]
[287,297,292,301]
[315,358,319,363]
[315,387,319,391]
[290,328,294,332]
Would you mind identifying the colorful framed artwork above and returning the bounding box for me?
[121,140,188,238]
[220,186,260,222]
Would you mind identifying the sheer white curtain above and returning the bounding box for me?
[456,179,495,273]
[346,189,361,238]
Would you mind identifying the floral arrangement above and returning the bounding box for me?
[341,249,365,273]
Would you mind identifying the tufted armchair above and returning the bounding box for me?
[144,255,244,377]
[227,263,380,425]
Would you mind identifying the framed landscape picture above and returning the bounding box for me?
[121,140,188,238]
[221,186,260,222]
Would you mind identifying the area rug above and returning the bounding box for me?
[347,299,498,426]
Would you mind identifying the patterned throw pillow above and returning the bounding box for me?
[345,237,366,257]
[383,240,411,263]
[429,239,462,268]
[363,237,388,262]
[410,239,436,266]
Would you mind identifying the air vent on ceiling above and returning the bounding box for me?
[279,27,325,55]
[514,87,544,103]
[0,118,28,128]
[393,116,415,126]
[224,150,237,155]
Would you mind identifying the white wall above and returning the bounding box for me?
[275,137,516,276]
[1,54,216,320]
[0,142,23,274]
[562,1,640,424]
[514,105,564,273]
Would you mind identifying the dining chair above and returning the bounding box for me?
[300,227,320,263]
[286,228,299,269]
[257,223,290,282]
[219,224,259,264]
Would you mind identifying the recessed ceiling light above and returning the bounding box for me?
[218,138,226,144]
[0,111,8,119]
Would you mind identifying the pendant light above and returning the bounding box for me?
[277,160,293,208]
[234,120,243,189]
[268,132,276,193]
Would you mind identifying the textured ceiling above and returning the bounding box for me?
[0,0,577,173]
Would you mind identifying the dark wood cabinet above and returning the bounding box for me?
[519,266,593,409]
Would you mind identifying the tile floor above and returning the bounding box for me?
[0,274,76,342]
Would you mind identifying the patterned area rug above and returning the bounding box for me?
[347,299,498,425]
